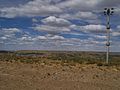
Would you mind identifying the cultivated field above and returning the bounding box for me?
[0,51,120,90]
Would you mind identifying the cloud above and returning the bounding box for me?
[34,34,65,40]
[32,16,73,35]
[0,0,120,18]
[0,28,20,34]
[60,11,98,20]
[0,28,23,46]
[0,0,62,18]
[1,37,7,40]
[71,24,106,33]
[58,0,99,11]
[117,25,120,29]
[0,0,32,8]
[111,25,120,37]
[32,18,38,23]
[97,0,120,8]
[82,25,105,31]
[16,34,65,45]
[0,28,103,50]
[33,25,71,34]
[58,0,120,12]
[112,32,120,37]
[0,31,109,51]
[19,36,34,42]
[0,28,21,40]
[34,36,47,40]
[59,11,100,24]
[94,35,106,39]
[50,35,65,40]
[0,0,120,51]
[42,16,71,27]
[73,11,98,19]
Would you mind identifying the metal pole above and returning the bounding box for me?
[104,8,114,64]
[106,15,110,64]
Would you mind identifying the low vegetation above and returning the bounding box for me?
[0,51,120,66]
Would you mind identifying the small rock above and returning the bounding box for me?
[47,73,51,76]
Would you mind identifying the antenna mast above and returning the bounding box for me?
[104,8,114,64]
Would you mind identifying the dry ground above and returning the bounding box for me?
[0,61,120,90]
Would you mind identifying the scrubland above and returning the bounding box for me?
[0,51,120,90]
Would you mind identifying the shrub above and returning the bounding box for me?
[97,63,104,66]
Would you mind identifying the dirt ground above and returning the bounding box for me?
[0,61,120,90]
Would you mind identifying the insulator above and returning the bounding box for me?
[104,11,106,13]
[107,27,110,29]
[104,8,107,10]
[111,8,114,10]
[106,42,110,46]
[111,11,114,13]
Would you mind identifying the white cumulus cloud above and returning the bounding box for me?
[42,16,71,27]
[33,25,71,34]
[0,0,62,18]
[72,24,107,33]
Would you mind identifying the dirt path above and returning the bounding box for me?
[0,61,120,90]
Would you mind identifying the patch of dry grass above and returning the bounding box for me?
[0,51,120,66]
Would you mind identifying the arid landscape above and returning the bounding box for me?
[1,0,120,90]
[0,51,120,90]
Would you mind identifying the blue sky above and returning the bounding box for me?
[0,0,120,51]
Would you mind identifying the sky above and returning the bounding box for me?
[0,0,120,51]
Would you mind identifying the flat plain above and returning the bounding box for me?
[0,51,120,90]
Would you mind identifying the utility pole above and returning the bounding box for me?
[104,8,114,64]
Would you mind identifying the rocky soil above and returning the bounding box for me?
[0,61,120,90]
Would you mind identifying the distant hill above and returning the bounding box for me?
[16,50,120,55]
[0,50,14,53]
[0,50,120,55]
[110,52,120,55]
